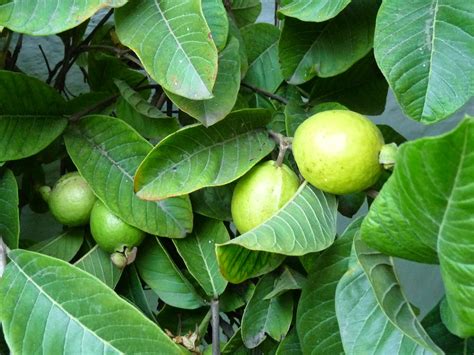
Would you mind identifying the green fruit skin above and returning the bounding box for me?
[48,172,96,226]
[292,110,384,195]
[231,160,300,234]
[90,200,145,253]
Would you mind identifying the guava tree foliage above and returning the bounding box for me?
[0,0,473,354]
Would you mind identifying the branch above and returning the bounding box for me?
[241,82,289,105]
[211,298,220,355]
[7,33,22,70]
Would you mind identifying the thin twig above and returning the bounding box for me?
[69,94,119,122]
[241,82,289,105]
[211,298,220,355]
[79,9,114,48]
[8,33,23,70]
[38,45,52,75]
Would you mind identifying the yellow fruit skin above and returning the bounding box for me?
[48,172,96,226]
[231,161,300,234]
[90,201,145,253]
[292,110,384,195]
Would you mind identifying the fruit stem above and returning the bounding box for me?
[269,130,293,167]
[211,298,220,355]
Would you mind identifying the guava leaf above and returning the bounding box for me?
[228,17,249,77]
[217,182,337,283]
[0,71,67,162]
[0,169,19,249]
[231,0,262,28]
[173,217,229,298]
[75,245,123,289]
[279,0,379,84]
[361,117,474,336]
[296,219,361,355]
[241,273,294,348]
[242,23,284,93]
[64,115,193,238]
[336,237,443,354]
[202,0,229,51]
[28,229,84,262]
[115,0,218,100]
[190,184,234,221]
[374,0,474,123]
[0,250,186,354]
[279,0,350,22]
[264,267,306,300]
[309,52,388,115]
[166,37,241,127]
[275,328,302,355]
[136,237,206,310]
[0,0,127,35]
[134,109,275,200]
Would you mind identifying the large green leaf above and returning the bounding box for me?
[65,115,193,238]
[202,0,229,51]
[242,23,284,93]
[275,328,302,355]
[136,237,206,310]
[374,0,474,123]
[166,38,241,127]
[75,245,122,289]
[279,0,379,84]
[361,117,474,336]
[296,219,361,355]
[0,71,67,161]
[279,0,350,22]
[115,0,218,100]
[217,182,337,283]
[309,52,388,115]
[190,184,234,221]
[29,229,84,262]
[134,109,275,200]
[0,169,18,249]
[0,250,186,354]
[241,273,294,348]
[173,217,229,298]
[0,0,127,35]
[231,0,262,28]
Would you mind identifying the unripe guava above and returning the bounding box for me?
[231,160,300,234]
[292,110,384,195]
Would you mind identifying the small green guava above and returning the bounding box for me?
[40,172,96,226]
[89,200,145,254]
[231,160,300,234]
[292,110,384,195]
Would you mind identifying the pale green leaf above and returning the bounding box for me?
[0,250,186,354]
[29,229,84,262]
[0,71,67,161]
[65,115,193,238]
[202,0,229,51]
[136,237,206,310]
[0,0,127,35]
[115,0,218,100]
[0,169,18,249]
[134,109,275,200]
[374,0,474,123]
[231,0,262,27]
[173,217,229,298]
[166,37,241,127]
[279,0,350,22]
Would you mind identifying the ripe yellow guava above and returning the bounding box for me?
[292,110,384,195]
[231,160,300,234]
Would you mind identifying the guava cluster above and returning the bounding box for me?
[231,110,385,234]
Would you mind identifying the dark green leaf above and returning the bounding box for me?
[231,0,262,27]
[337,192,366,218]
[0,169,19,249]
[115,0,218,100]
[190,184,234,221]
[65,115,193,238]
[276,327,302,355]
[374,0,474,123]
[29,229,84,262]
[279,0,350,22]
[134,109,275,200]
[264,266,306,299]
[378,125,407,146]
[0,250,186,354]
[228,17,249,77]
[136,237,206,310]
[220,282,255,312]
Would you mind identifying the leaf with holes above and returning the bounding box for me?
[134,109,275,200]
[115,0,218,100]
[279,0,379,84]
[64,115,193,238]
[361,117,474,336]
[28,229,84,262]
[173,217,229,298]
[166,37,241,127]
[374,0,474,123]
[0,0,127,35]
[0,71,67,162]
[279,0,350,22]
[0,169,19,250]
[217,182,338,283]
